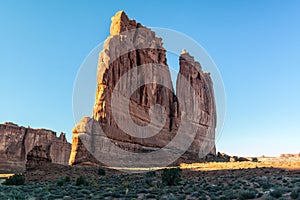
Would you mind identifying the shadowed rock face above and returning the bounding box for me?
[69,11,217,166]
[0,122,71,173]
[26,145,52,170]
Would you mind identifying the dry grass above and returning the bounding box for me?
[0,174,14,179]
[180,159,300,171]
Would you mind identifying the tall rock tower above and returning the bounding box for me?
[69,11,216,166]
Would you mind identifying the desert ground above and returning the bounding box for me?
[0,157,300,200]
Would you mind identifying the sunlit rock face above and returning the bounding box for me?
[69,11,216,166]
[0,122,71,173]
[177,51,216,157]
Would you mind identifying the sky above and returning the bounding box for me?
[0,1,299,157]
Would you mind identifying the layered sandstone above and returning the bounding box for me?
[177,51,216,157]
[69,11,216,166]
[0,122,71,172]
[26,145,52,170]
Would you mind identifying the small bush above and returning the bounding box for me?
[98,167,106,176]
[56,178,64,186]
[3,174,25,186]
[145,171,156,186]
[257,177,272,190]
[237,189,256,199]
[290,190,299,199]
[56,176,71,186]
[161,167,181,186]
[146,170,156,178]
[223,190,237,199]
[270,189,283,198]
[76,176,88,186]
[64,176,71,182]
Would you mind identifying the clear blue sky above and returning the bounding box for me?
[1,1,299,157]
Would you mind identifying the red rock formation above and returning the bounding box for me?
[69,11,217,166]
[92,11,176,149]
[177,51,216,157]
[26,145,52,170]
[0,122,71,173]
[280,153,300,158]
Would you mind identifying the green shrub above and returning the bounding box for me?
[98,167,106,176]
[257,177,272,190]
[223,190,237,199]
[144,170,156,186]
[146,170,156,178]
[3,174,25,186]
[237,189,256,199]
[56,176,71,186]
[290,190,299,199]
[64,176,71,182]
[76,176,88,186]
[56,177,64,186]
[161,168,181,186]
[270,189,283,198]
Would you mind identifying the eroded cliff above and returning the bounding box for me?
[0,122,71,172]
[69,11,217,166]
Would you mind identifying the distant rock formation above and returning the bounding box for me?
[280,153,300,158]
[69,11,217,166]
[0,122,71,173]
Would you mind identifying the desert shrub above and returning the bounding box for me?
[98,167,106,176]
[257,177,272,190]
[251,157,258,162]
[64,176,71,182]
[146,170,156,178]
[3,174,25,186]
[56,176,71,186]
[161,168,181,186]
[90,180,99,188]
[237,189,256,199]
[145,171,156,186]
[257,192,263,198]
[223,190,237,199]
[270,188,283,198]
[290,190,299,199]
[291,178,300,183]
[56,177,64,186]
[76,176,88,186]
[282,179,288,183]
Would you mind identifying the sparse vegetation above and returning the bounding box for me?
[270,188,284,198]
[3,174,25,186]
[161,167,181,186]
[1,160,299,199]
[56,177,64,186]
[76,176,88,186]
[237,189,257,199]
[98,167,106,176]
[56,176,71,186]
[65,175,71,182]
[291,190,299,199]
[146,170,156,178]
